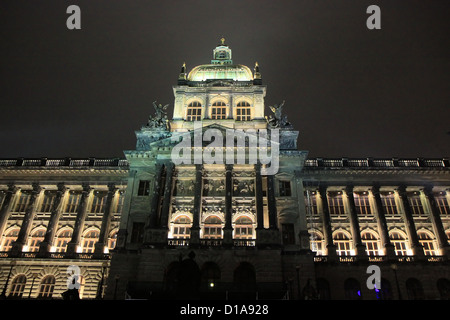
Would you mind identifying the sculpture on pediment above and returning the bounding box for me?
[146,101,169,129]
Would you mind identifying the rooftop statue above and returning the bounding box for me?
[266,100,292,129]
[147,101,169,130]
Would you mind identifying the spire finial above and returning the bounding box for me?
[220,37,226,45]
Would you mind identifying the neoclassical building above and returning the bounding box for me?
[0,40,449,300]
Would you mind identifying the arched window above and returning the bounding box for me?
[211,101,227,120]
[234,216,254,239]
[28,228,46,252]
[10,275,27,298]
[406,278,424,300]
[361,231,380,256]
[38,275,56,299]
[376,278,393,300]
[344,278,362,300]
[316,278,331,300]
[233,262,256,292]
[1,228,19,251]
[172,216,192,239]
[81,229,99,253]
[186,101,202,121]
[418,231,436,256]
[54,228,72,252]
[390,231,408,256]
[309,231,323,255]
[235,101,251,121]
[202,216,223,239]
[201,262,221,290]
[334,232,352,256]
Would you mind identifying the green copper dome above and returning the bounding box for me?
[186,39,254,82]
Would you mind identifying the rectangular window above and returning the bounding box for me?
[354,193,371,215]
[14,193,30,212]
[65,192,81,213]
[131,222,145,243]
[91,192,107,214]
[305,192,318,215]
[435,194,449,215]
[40,192,56,213]
[279,180,292,197]
[138,180,150,196]
[114,192,125,213]
[211,107,227,119]
[381,193,398,215]
[408,194,425,215]
[187,107,202,121]
[236,108,251,121]
[328,192,345,215]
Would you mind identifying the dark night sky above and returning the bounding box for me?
[0,1,449,159]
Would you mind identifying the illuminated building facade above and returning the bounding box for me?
[0,41,449,300]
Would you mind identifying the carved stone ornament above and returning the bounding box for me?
[266,100,293,129]
[146,101,169,130]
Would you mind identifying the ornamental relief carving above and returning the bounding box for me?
[201,206,225,222]
[171,206,193,220]
[232,206,256,219]
[203,179,225,196]
[233,179,255,197]
[173,179,196,196]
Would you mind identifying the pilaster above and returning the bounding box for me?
[10,183,42,257]
[66,184,93,257]
[37,183,67,257]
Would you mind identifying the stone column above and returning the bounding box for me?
[293,171,310,249]
[204,94,210,119]
[159,163,175,228]
[343,186,366,258]
[0,184,19,240]
[147,164,163,229]
[10,183,42,257]
[223,164,233,245]
[66,184,93,256]
[228,95,234,119]
[37,183,67,257]
[422,187,449,257]
[116,169,136,250]
[190,164,203,245]
[395,185,424,259]
[94,184,118,257]
[255,164,264,230]
[266,175,278,230]
[318,186,337,260]
[369,186,396,259]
